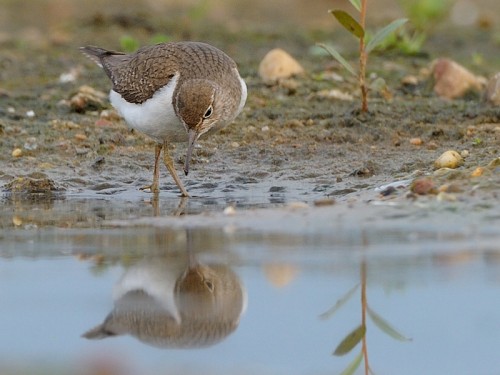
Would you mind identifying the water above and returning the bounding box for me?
[1,194,499,375]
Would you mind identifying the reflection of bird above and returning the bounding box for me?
[83,255,246,348]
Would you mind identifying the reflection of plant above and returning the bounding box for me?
[321,260,411,375]
[318,0,407,112]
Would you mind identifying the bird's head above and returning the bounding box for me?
[175,79,221,176]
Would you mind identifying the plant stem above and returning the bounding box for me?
[359,0,368,112]
[360,259,370,375]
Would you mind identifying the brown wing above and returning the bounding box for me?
[111,44,181,104]
[82,42,238,104]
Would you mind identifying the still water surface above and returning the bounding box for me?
[1,195,499,375]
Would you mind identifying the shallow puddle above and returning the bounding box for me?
[1,194,499,375]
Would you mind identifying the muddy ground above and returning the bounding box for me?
[0,0,499,219]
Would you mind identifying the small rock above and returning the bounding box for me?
[4,176,61,194]
[70,85,108,113]
[410,137,423,146]
[100,109,121,121]
[436,191,457,202]
[401,75,419,85]
[486,72,500,105]
[434,150,464,169]
[316,89,353,101]
[470,166,484,177]
[74,133,88,141]
[426,141,439,150]
[12,148,22,157]
[431,58,485,99]
[23,137,38,151]
[258,48,304,84]
[287,201,309,209]
[439,183,463,193]
[411,177,436,195]
[313,198,335,207]
[25,110,35,118]
[460,149,469,158]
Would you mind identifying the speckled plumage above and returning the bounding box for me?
[81,41,247,197]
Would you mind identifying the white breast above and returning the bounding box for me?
[236,73,247,116]
[109,73,187,143]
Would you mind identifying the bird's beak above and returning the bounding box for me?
[184,129,198,176]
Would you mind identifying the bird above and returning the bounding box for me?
[80,41,247,197]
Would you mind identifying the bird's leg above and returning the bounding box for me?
[163,140,190,197]
[140,143,162,193]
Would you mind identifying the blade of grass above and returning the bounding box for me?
[333,324,366,356]
[366,18,408,54]
[340,350,363,375]
[329,10,365,39]
[367,304,412,341]
[348,0,362,12]
[316,43,356,76]
[319,284,359,320]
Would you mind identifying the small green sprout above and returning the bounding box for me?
[318,0,407,112]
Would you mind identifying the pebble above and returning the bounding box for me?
[23,137,38,151]
[25,110,35,118]
[258,48,304,84]
[12,148,22,157]
[434,150,464,169]
[287,201,309,209]
[436,191,457,202]
[460,149,469,158]
[70,85,108,113]
[313,198,335,207]
[74,133,88,141]
[401,75,419,85]
[470,166,484,177]
[411,177,436,195]
[315,89,353,101]
[431,58,485,99]
[410,137,423,146]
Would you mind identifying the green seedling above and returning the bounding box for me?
[382,0,453,55]
[318,0,407,112]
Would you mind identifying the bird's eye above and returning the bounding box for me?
[203,106,213,119]
[204,280,214,292]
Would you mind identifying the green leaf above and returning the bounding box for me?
[366,18,408,54]
[367,304,411,341]
[333,324,366,356]
[348,0,361,12]
[316,43,356,77]
[319,284,359,320]
[329,10,365,39]
[339,350,363,375]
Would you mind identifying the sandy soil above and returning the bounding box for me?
[0,0,499,219]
